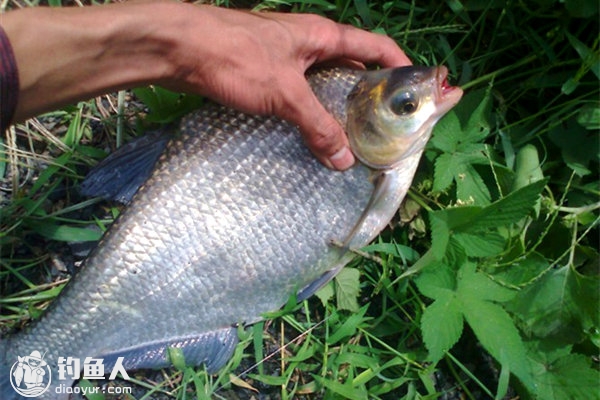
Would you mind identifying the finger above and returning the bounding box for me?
[301,112,355,171]
[324,22,411,67]
[277,76,355,170]
[287,15,411,68]
[302,116,355,171]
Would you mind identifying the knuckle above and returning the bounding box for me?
[304,17,343,48]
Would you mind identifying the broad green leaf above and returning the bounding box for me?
[492,252,550,286]
[133,86,203,123]
[568,267,600,328]
[453,232,505,257]
[455,143,490,162]
[496,362,511,400]
[454,86,491,133]
[362,242,419,264]
[462,104,490,143]
[464,179,546,231]
[429,210,450,259]
[315,281,334,307]
[506,268,570,338]
[429,110,462,153]
[445,236,468,267]
[430,88,494,203]
[432,153,456,192]
[134,86,180,111]
[525,339,573,368]
[507,266,599,343]
[430,205,482,231]
[461,89,492,144]
[456,262,516,303]
[455,163,491,205]
[421,291,463,362]
[429,206,481,258]
[461,297,533,391]
[432,146,490,198]
[396,248,438,281]
[428,181,544,259]
[529,352,600,400]
[414,260,456,299]
[334,267,361,312]
[507,266,584,343]
[549,119,600,176]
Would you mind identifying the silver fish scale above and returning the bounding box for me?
[6,77,376,374]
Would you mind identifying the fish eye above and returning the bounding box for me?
[390,92,418,115]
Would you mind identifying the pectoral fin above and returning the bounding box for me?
[297,163,416,301]
[296,264,347,302]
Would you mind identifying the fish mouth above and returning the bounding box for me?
[435,66,463,111]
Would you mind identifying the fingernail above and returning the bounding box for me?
[328,147,355,170]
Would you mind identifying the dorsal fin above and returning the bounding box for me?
[80,129,171,203]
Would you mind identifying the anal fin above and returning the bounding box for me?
[99,327,238,374]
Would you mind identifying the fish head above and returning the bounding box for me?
[346,66,463,169]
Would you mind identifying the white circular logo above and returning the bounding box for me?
[9,350,51,398]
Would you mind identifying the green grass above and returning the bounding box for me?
[1,0,598,399]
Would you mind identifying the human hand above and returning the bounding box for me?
[158,4,411,170]
[3,1,410,169]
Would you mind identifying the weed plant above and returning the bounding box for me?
[1,0,598,399]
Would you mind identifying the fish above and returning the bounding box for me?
[0,66,462,399]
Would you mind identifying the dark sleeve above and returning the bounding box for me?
[0,24,19,134]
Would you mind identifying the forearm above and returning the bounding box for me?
[1,1,177,122]
[1,1,410,170]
